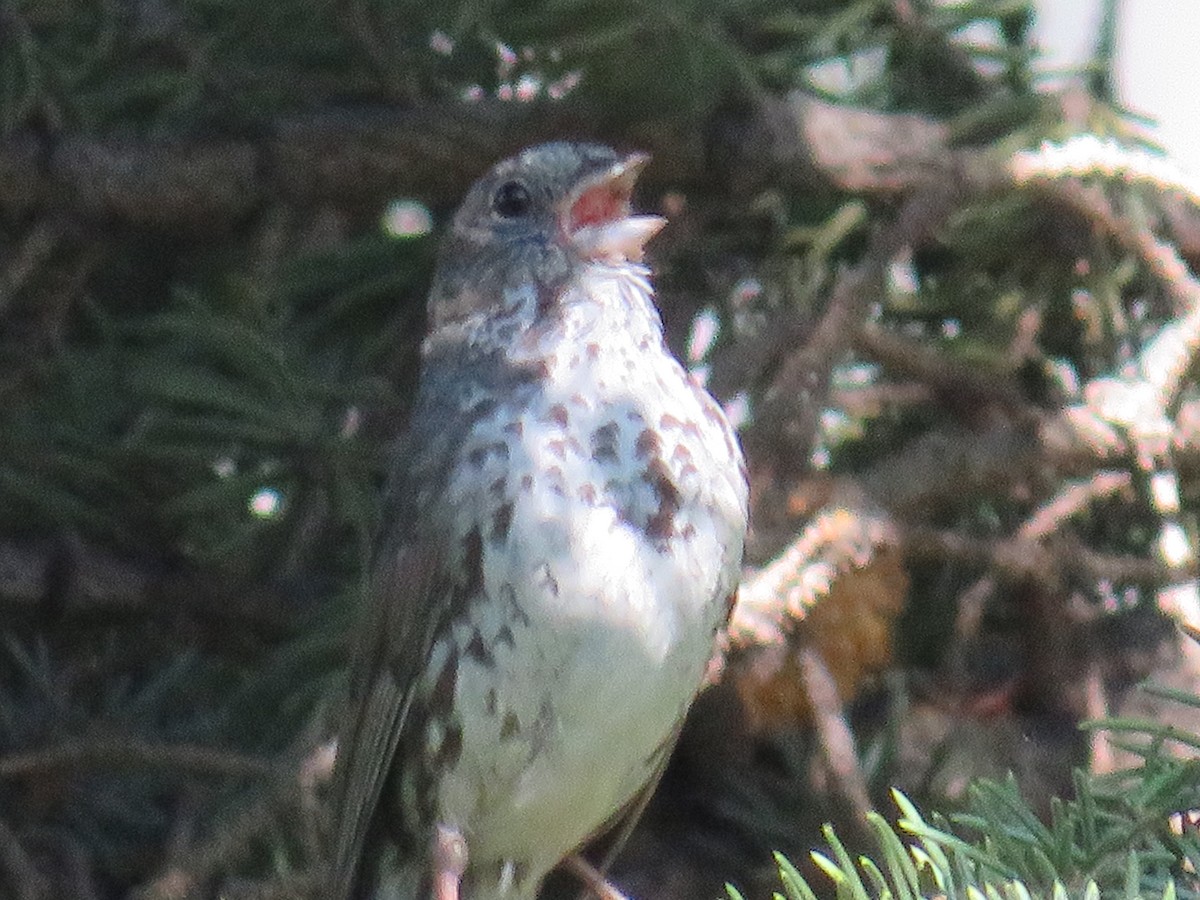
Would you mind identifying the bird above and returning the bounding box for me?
[330,142,748,900]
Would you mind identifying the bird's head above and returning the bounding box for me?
[427,142,665,333]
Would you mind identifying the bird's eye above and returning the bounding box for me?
[492,181,532,218]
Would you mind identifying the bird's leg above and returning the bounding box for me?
[431,824,469,900]
[562,854,630,900]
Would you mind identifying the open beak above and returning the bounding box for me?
[564,153,667,264]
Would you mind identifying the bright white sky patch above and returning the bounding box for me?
[1032,0,1200,176]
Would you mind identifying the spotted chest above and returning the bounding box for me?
[393,263,747,895]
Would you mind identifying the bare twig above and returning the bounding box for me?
[1020,471,1133,541]
[0,219,62,319]
[0,736,275,781]
[855,326,1031,416]
[562,855,629,900]
[0,536,304,638]
[1086,658,1116,774]
[0,815,46,900]
[743,178,968,476]
[0,93,974,230]
[903,527,1197,588]
[798,646,872,821]
[946,472,1134,662]
[1052,180,1200,309]
[134,739,335,900]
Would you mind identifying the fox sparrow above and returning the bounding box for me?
[331,143,748,900]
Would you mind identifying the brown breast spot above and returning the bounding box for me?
[590,421,620,464]
[462,527,484,596]
[544,465,566,496]
[492,501,514,541]
[435,723,463,769]
[643,457,682,549]
[465,629,497,668]
[429,649,459,718]
[500,712,521,740]
[635,428,662,460]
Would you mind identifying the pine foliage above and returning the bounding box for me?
[2,0,1199,898]
[743,669,1200,899]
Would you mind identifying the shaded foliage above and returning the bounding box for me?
[1,0,1199,898]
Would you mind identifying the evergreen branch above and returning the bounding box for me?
[0,217,63,319]
[741,175,967,474]
[902,527,1197,589]
[855,325,1032,415]
[0,536,304,634]
[0,93,997,229]
[4,4,1197,895]
[0,736,276,781]
[133,740,336,900]
[0,812,46,900]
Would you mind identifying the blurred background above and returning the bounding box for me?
[1037,0,1199,176]
[1,1,1199,897]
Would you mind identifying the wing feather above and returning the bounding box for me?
[330,540,446,899]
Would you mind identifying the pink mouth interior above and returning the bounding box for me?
[570,185,627,231]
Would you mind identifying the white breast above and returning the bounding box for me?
[411,263,747,897]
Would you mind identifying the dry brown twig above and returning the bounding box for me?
[134,739,336,900]
[0,737,276,782]
[0,93,975,229]
[797,645,871,823]
[0,814,47,900]
[0,218,63,319]
[947,471,1135,658]
[902,527,1196,592]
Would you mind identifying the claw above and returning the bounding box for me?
[562,854,630,900]
[432,825,469,900]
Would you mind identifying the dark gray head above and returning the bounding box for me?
[427,142,665,333]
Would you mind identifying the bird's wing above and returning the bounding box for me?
[330,537,447,899]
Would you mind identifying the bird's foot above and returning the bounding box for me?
[562,854,630,900]
[432,824,469,900]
